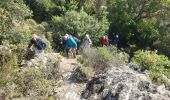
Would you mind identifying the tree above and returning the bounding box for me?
[107,0,170,49]
[24,0,57,22]
[154,33,170,58]
[24,0,80,22]
[0,0,32,35]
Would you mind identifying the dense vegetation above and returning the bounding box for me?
[1,0,170,99]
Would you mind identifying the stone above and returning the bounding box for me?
[81,64,170,100]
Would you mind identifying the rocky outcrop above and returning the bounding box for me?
[0,45,11,53]
[25,53,62,79]
[18,53,170,100]
[81,63,170,100]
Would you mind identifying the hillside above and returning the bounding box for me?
[1,52,169,100]
[1,0,170,99]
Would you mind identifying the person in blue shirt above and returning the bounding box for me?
[63,35,77,58]
[27,34,47,56]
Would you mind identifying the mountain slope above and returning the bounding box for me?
[21,53,170,100]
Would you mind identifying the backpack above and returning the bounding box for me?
[37,38,47,49]
[72,36,81,43]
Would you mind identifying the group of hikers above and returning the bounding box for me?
[27,33,119,58]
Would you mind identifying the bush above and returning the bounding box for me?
[154,34,170,58]
[14,67,52,98]
[149,71,170,88]
[0,50,17,87]
[107,46,129,64]
[78,46,129,74]
[82,47,112,73]
[107,0,165,49]
[78,46,128,74]
[132,50,170,86]
[132,50,170,71]
[3,19,53,64]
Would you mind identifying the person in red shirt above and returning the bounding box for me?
[100,35,109,46]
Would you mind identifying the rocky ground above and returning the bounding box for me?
[81,63,170,100]
[20,53,170,100]
[25,53,86,100]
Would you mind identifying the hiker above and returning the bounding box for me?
[65,33,81,44]
[100,35,109,46]
[64,33,81,54]
[79,34,92,52]
[27,34,47,56]
[113,34,119,47]
[71,34,81,54]
[63,35,77,58]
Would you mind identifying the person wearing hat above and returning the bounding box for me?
[27,34,47,56]
[63,35,77,58]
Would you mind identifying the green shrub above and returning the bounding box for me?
[2,19,53,64]
[97,47,113,63]
[78,46,129,73]
[78,47,113,73]
[14,67,52,97]
[154,33,170,58]
[107,0,166,49]
[132,50,170,86]
[85,47,112,72]
[0,0,32,35]
[132,50,170,71]
[107,46,129,64]
[0,51,17,87]
[149,71,170,88]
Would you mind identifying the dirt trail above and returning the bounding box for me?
[24,53,86,99]
[53,57,86,100]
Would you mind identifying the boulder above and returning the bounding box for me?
[81,64,170,100]
[0,45,11,53]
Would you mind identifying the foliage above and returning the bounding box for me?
[0,0,33,63]
[136,19,160,47]
[2,19,52,64]
[23,0,108,22]
[14,67,52,97]
[54,0,78,14]
[78,46,128,73]
[107,0,170,49]
[77,47,111,73]
[0,51,17,87]
[82,0,95,15]
[154,33,170,58]
[132,50,170,85]
[108,46,129,64]
[97,47,114,63]
[50,10,109,50]
[149,71,170,87]
[81,0,107,15]
[24,0,79,22]
[0,0,32,34]
[24,0,57,22]
[1,0,170,98]
[132,50,170,70]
